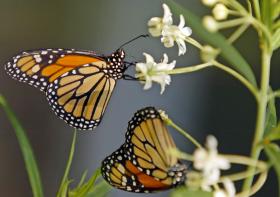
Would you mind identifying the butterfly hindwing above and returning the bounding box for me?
[46,63,116,130]
[101,107,187,193]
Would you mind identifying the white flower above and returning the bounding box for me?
[193,135,230,186]
[148,4,173,37]
[213,179,236,197]
[203,16,219,32]
[135,53,176,94]
[161,15,192,56]
[147,4,192,56]
[202,0,218,6]
[213,4,229,20]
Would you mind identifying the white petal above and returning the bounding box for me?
[223,179,236,197]
[193,148,208,169]
[178,15,185,28]
[181,26,192,37]
[216,157,230,170]
[148,17,163,37]
[143,77,152,90]
[135,63,148,74]
[161,36,174,48]
[162,4,173,25]
[162,53,168,63]
[148,17,162,26]
[213,190,227,197]
[176,38,187,56]
[143,53,155,64]
[206,135,218,150]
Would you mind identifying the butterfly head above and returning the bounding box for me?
[105,49,126,79]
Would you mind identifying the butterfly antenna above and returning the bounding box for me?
[117,34,149,50]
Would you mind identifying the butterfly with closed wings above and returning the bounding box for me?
[101,107,187,193]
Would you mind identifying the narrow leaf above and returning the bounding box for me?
[264,143,280,196]
[171,187,212,197]
[261,0,273,31]
[86,180,111,197]
[165,0,257,86]
[272,28,280,50]
[264,89,277,136]
[0,95,44,197]
[266,122,280,142]
[57,130,77,197]
[69,168,101,197]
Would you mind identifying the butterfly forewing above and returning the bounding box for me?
[101,107,187,193]
[4,49,101,92]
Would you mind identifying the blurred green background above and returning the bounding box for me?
[0,0,279,196]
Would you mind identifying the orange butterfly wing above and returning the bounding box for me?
[46,63,116,130]
[4,49,103,92]
[101,107,187,193]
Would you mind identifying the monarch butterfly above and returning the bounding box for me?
[101,107,187,193]
[4,47,133,130]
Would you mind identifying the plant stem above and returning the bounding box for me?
[242,44,272,195]
[252,0,261,20]
[269,90,280,100]
[212,61,258,99]
[57,129,77,197]
[166,118,202,148]
[167,62,213,75]
[228,23,250,43]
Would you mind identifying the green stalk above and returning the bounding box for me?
[57,130,77,197]
[242,44,272,195]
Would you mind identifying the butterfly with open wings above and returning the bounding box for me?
[4,47,135,130]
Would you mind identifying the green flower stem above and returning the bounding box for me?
[167,61,257,99]
[238,172,268,197]
[268,90,280,100]
[168,148,194,161]
[242,45,272,195]
[221,154,267,171]
[166,62,213,75]
[165,118,202,148]
[184,37,203,49]
[57,130,77,197]
[212,61,258,99]
[218,17,248,29]
[250,17,273,47]
[223,0,248,15]
[228,23,250,43]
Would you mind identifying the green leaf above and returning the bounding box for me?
[57,130,77,197]
[264,90,277,136]
[272,28,280,50]
[86,180,111,197]
[0,95,44,197]
[165,0,257,87]
[261,0,273,31]
[69,168,101,197]
[265,122,280,142]
[171,187,212,197]
[264,143,280,195]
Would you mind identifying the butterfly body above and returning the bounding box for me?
[4,48,126,130]
[101,107,187,193]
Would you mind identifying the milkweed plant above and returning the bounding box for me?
[1,0,280,197]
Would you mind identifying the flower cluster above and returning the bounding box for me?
[148,4,192,56]
[201,1,231,32]
[191,136,236,197]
